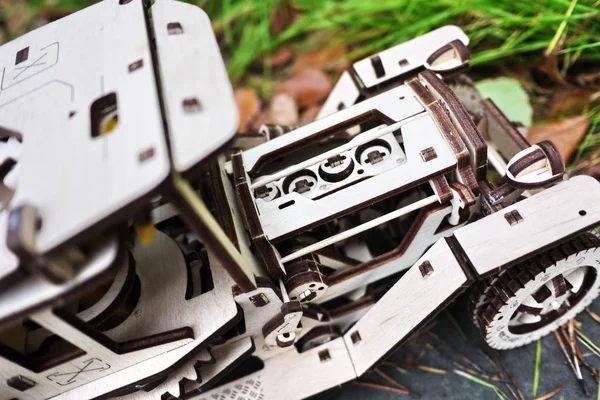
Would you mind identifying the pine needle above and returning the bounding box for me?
[445,309,467,340]
[533,339,542,398]
[586,307,600,324]
[576,328,600,358]
[535,382,567,400]
[454,370,510,400]
[352,380,410,395]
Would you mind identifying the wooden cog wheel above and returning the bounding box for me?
[470,232,600,350]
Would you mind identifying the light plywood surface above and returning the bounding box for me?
[454,176,600,277]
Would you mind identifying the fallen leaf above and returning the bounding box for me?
[265,48,294,69]
[234,87,261,133]
[270,2,296,35]
[476,78,533,126]
[268,93,299,127]
[300,105,321,125]
[5,2,30,37]
[573,165,600,179]
[448,74,483,115]
[535,55,573,88]
[549,86,598,116]
[293,44,348,73]
[39,7,77,22]
[250,110,270,133]
[574,70,600,87]
[277,67,332,108]
[527,115,589,161]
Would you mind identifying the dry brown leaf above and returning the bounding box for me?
[5,2,29,36]
[267,93,299,127]
[265,48,294,69]
[527,115,589,161]
[293,44,348,73]
[575,70,600,87]
[299,105,321,125]
[536,55,573,88]
[234,87,261,133]
[277,67,332,108]
[550,86,597,116]
[39,7,76,22]
[250,110,269,133]
[270,2,296,35]
[574,165,600,179]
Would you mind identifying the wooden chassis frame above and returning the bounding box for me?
[1,7,600,400]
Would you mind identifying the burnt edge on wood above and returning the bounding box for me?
[419,69,487,183]
[231,152,284,280]
[406,77,479,196]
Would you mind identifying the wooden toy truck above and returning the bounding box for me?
[0,1,599,399]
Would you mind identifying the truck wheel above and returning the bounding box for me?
[470,231,600,349]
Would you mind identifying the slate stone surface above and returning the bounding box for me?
[331,293,600,399]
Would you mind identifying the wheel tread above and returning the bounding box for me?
[469,231,600,349]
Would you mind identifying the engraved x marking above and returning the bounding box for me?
[13,52,48,79]
[47,358,110,386]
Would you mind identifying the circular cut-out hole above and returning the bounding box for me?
[579,210,587,216]
[291,296,297,300]
[309,283,316,288]
[318,287,325,291]
[357,169,364,175]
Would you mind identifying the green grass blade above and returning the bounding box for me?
[533,339,542,398]
[454,370,510,400]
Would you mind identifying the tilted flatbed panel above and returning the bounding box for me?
[342,238,471,376]
[195,337,356,400]
[454,176,600,277]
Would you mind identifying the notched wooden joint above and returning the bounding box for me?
[183,97,202,113]
[167,22,184,35]
[350,331,362,345]
[128,59,144,73]
[15,47,29,65]
[7,375,36,391]
[419,260,434,278]
[504,210,523,226]
[138,147,155,163]
[318,349,331,363]
[420,147,437,162]
[370,55,385,78]
[249,293,270,307]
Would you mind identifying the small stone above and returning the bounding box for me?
[277,67,333,108]
[268,93,299,127]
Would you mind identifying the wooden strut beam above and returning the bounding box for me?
[280,195,439,264]
[168,174,256,292]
